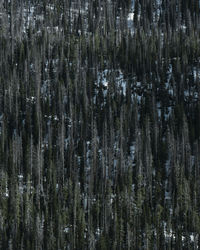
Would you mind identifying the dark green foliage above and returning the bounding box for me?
[0,0,200,249]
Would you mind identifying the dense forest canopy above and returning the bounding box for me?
[0,0,200,249]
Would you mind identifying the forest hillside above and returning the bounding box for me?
[0,0,200,249]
